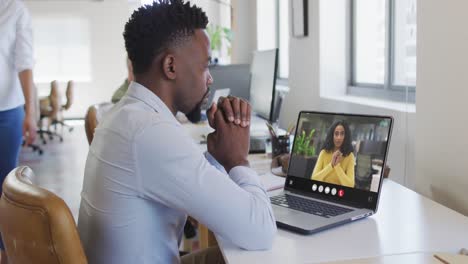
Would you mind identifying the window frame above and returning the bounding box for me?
[255,0,289,83]
[348,0,415,103]
[276,0,289,83]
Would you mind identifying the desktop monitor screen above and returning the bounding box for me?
[208,64,251,101]
[249,49,278,122]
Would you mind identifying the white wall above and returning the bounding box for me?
[416,0,468,215]
[320,0,347,98]
[193,0,231,63]
[280,0,321,124]
[279,0,415,186]
[231,0,257,64]
[26,0,226,118]
[25,0,130,118]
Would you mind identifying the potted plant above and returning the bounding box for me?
[289,129,318,178]
[206,24,232,64]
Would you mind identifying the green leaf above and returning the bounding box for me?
[206,25,233,53]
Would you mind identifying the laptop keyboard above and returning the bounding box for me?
[270,194,353,218]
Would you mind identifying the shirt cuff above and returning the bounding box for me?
[15,61,34,72]
[204,152,227,174]
[228,166,262,187]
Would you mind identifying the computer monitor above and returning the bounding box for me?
[249,49,278,122]
[207,64,251,101]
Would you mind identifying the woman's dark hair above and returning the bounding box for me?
[321,120,354,156]
[123,0,209,74]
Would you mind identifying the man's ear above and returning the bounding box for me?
[162,54,176,80]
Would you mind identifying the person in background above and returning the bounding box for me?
[311,120,355,188]
[111,57,134,103]
[0,0,37,263]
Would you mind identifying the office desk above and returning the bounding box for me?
[217,180,468,263]
[183,119,468,263]
[183,114,283,145]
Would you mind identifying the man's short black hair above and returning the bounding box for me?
[123,0,209,74]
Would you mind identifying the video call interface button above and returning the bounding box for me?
[318,185,324,193]
[324,187,330,194]
[338,189,345,197]
[312,184,317,191]
[331,188,337,196]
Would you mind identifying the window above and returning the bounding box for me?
[350,0,416,102]
[278,0,289,79]
[33,17,91,83]
[257,0,289,79]
[140,0,232,63]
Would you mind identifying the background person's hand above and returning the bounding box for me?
[207,109,250,172]
[23,114,37,146]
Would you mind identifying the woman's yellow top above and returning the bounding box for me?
[311,150,355,188]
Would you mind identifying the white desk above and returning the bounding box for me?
[183,119,468,263]
[217,180,468,263]
[183,114,283,145]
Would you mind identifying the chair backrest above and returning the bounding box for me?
[0,167,87,264]
[84,103,113,145]
[39,81,61,121]
[355,154,373,181]
[63,81,74,110]
[288,155,318,178]
[357,140,391,178]
[33,84,41,122]
[358,140,386,158]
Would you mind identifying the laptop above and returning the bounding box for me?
[270,111,393,234]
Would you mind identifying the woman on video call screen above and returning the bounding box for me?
[290,113,390,192]
[311,121,355,188]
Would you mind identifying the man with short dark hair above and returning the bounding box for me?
[77,1,276,263]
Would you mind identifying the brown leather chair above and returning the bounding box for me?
[38,81,63,143]
[62,81,74,111]
[356,140,391,178]
[0,167,87,263]
[84,103,113,144]
[54,80,75,132]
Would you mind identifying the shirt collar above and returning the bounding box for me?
[126,81,178,123]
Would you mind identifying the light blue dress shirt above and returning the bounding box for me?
[0,0,34,111]
[77,82,276,264]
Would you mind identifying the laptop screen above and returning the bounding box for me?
[285,111,393,211]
